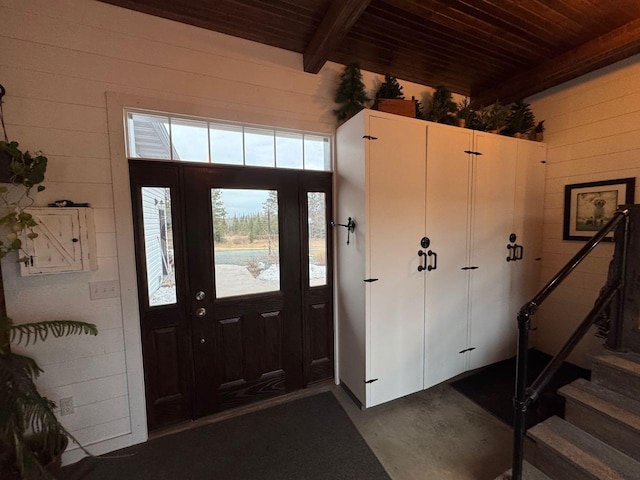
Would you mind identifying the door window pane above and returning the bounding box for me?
[276,131,303,169]
[304,135,330,171]
[212,188,280,298]
[127,113,171,159]
[245,128,275,167]
[141,187,176,306]
[171,118,209,162]
[210,123,244,165]
[308,192,327,286]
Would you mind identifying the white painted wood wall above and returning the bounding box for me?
[528,55,640,368]
[0,0,452,462]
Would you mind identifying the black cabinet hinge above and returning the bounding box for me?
[461,266,479,270]
[364,278,379,283]
[363,135,378,140]
[365,378,378,384]
[459,347,477,354]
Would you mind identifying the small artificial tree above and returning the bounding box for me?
[504,100,536,137]
[425,85,457,125]
[333,63,369,123]
[375,73,404,99]
[472,101,509,133]
[413,96,426,120]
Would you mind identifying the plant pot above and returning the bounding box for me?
[373,98,416,118]
[457,118,466,128]
[1,435,68,480]
[535,132,544,142]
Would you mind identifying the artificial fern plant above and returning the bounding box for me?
[0,318,98,478]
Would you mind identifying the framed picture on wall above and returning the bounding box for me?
[563,177,635,241]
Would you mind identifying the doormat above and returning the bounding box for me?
[451,349,590,429]
[62,391,390,480]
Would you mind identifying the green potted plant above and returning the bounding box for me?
[456,97,474,128]
[373,73,415,118]
[472,101,509,133]
[1,318,97,479]
[425,85,457,125]
[504,100,536,138]
[333,62,369,123]
[532,120,545,141]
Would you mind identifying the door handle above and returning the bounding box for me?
[195,307,207,318]
[418,250,427,272]
[427,250,438,271]
[515,244,524,260]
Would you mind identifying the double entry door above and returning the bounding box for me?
[130,160,333,431]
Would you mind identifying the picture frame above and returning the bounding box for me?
[563,177,635,241]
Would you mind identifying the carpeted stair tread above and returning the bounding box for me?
[593,352,640,378]
[560,378,640,429]
[560,377,640,462]
[528,416,640,479]
[592,352,640,399]
[496,461,551,480]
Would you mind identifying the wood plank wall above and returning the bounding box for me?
[0,0,443,462]
[528,54,640,367]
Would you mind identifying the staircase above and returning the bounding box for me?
[499,351,640,479]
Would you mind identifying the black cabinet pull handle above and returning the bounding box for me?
[427,250,438,271]
[515,244,524,260]
[418,250,427,272]
[506,244,516,262]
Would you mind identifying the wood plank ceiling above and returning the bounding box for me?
[99,0,640,104]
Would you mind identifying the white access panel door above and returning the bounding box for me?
[367,115,426,407]
[510,141,546,324]
[469,133,518,370]
[423,124,473,389]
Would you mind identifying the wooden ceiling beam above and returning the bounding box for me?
[303,0,371,73]
[472,16,640,106]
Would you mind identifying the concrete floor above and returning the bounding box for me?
[332,383,513,480]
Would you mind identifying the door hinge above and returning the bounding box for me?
[461,266,479,270]
[464,150,483,156]
[363,135,378,140]
[365,378,378,384]
[459,347,477,354]
[364,278,379,283]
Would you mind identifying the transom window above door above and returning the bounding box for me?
[125,110,331,171]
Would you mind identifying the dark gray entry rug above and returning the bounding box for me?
[62,391,390,480]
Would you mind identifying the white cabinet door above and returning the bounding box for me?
[511,141,546,323]
[367,115,426,407]
[423,124,473,388]
[468,133,518,370]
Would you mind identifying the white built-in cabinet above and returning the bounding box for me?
[336,109,545,408]
[19,207,97,276]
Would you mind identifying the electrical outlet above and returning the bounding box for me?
[89,280,120,300]
[59,397,74,416]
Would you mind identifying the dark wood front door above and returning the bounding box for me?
[130,161,333,430]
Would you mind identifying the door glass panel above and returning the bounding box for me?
[141,187,176,306]
[212,188,280,298]
[308,192,327,286]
